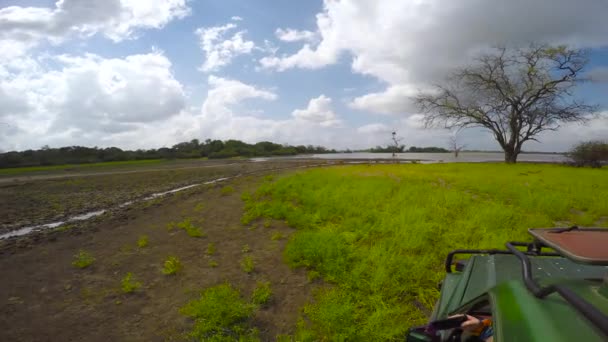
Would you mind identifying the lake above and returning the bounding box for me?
[289,152,569,163]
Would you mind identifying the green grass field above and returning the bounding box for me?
[243,163,608,341]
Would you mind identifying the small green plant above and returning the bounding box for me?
[162,256,182,275]
[180,284,257,340]
[240,255,255,273]
[241,244,251,253]
[271,231,284,241]
[206,242,216,255]
[251,281,272,305]
[263,220,271,228]
[193,202,205,212]
[220,185,235,195]
[121,272,142,293]
[72,250,95,269]
[176,218,205,238]
[208,260,218,268]
[137,235,149,248]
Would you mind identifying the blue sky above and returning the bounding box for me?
[1,0,607,152]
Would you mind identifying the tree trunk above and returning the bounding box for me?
[504,147,518,163]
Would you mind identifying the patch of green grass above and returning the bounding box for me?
[251,281,272,305]
[72,250,95,269]
[263,220,271,228]
[271,231,284,240]
[242,163,608,340]
[208,260,218,268]
[240,255,255,273]
[162,256,182,275]
[175,218,205,238]
[241,244,251,253]
[307,270,321,283]
[220,185,235,195]
[137,235,149,248]
[180,284,258,341]
[121,272,142,293]
[206,242,216,255]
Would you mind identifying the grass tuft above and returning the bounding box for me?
[251,281,272,306]
[240,255,255,273]
[180,284,258,341]
[162,256,182,275]
[121,272,142,293]
[220,185,235,195]
[72,250,95,269]
[206,242,216,255]
[137,235,149,248]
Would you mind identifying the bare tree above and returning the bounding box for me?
[415,45,597,163]
[391,131,404,159]
[448,132,466,158]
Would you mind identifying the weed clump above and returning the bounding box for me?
[251,281,272,305]
[271,231,284,240]
[208,260,218,268]
[137,235,148,248]
[72,250,95,269]
[241,244,251,253]
[175,218,205,238]
[240,255,255,273]
[121,273,142,293]
[180,284,258,341]
[220,185,235,195]
[162,256,182,275]
[206,242,216,255]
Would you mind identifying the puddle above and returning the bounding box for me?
[0,176,233,240]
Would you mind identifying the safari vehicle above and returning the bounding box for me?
[407,227,608,341]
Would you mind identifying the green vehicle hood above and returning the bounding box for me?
[434,254,608,341]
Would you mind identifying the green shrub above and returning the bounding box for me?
[240,255,255,273]
[72,250,95,268]
[137,235,149,248]
[162,256,182,275]
[180,284,258,340]
[251,281,272,305]
[568,140,608,167]
[121,273,142,293]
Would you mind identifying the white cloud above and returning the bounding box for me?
[0,0,190,58]
[0,51,187,151]
[349,84,420,115]
[261,0,608,113]
[275,28,317,43]
[292,95,341,127]
[231,16,243,21]
[357,123,390,134]
[196,23,255,72]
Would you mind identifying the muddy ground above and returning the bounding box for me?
[0,165,323,341]
[0,159,328,233]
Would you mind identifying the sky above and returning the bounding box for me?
[0,0,607,153]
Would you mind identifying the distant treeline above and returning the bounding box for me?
[367,145,449,153]
[0,139,336,168]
